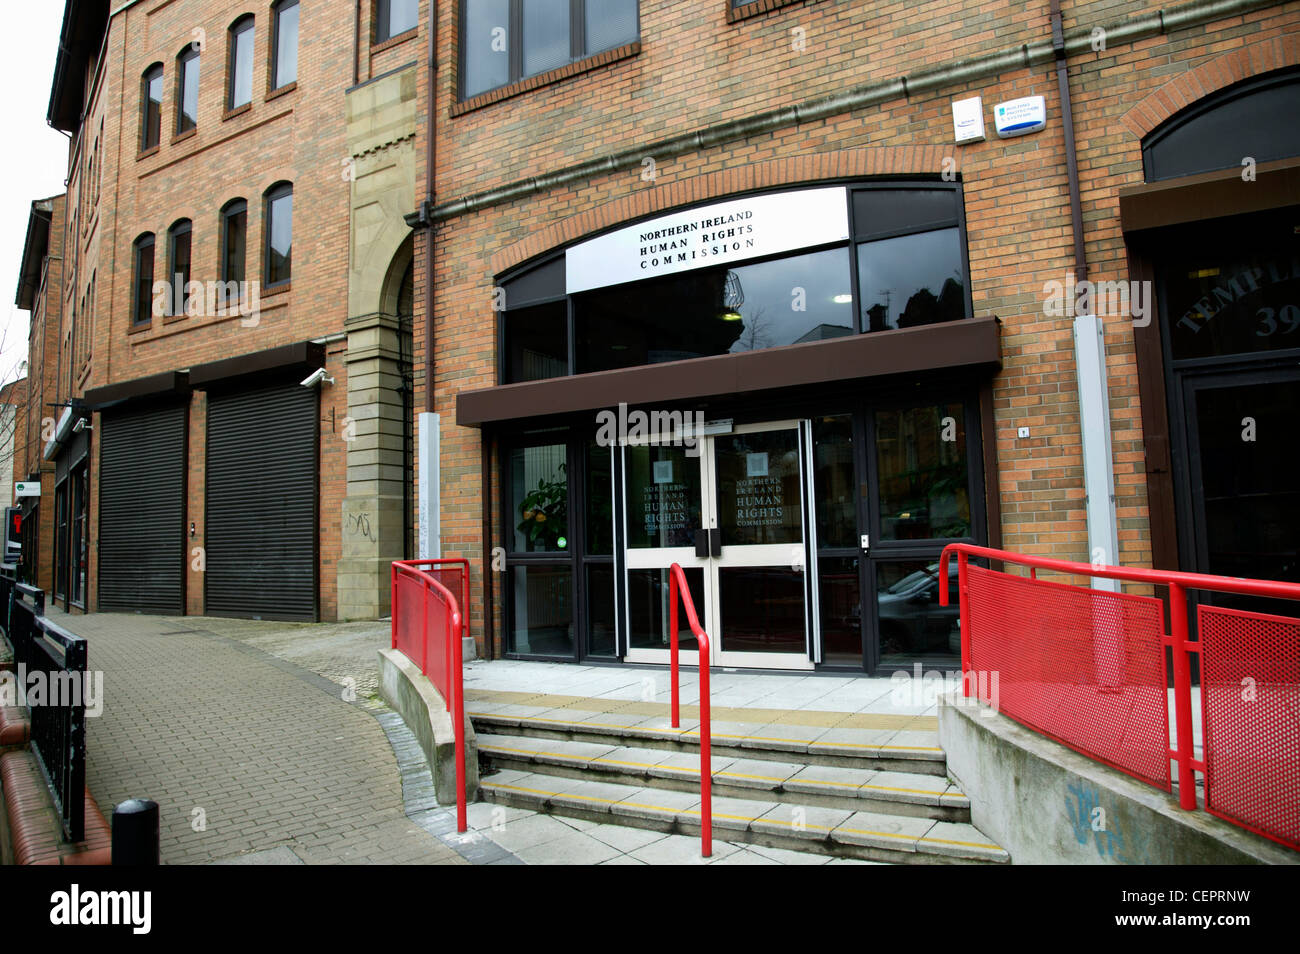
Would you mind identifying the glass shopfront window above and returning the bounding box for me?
[507,564,573,656]
[505,300,567,384]
[857,228,966,331]
[875,402,970,541]
[498,183,971,384]
[70,463,88,606]
[509,443,568,553]
[875,559,961,665]
[491,184,985,672]
[504,435,616,659]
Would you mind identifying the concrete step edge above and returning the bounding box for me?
[470,711,947,768]
[477,734,971,813]
[479,773,1009,865]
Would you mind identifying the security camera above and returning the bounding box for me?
[299,368,335,388]
[72,418,92,433]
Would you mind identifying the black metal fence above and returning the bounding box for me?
[1,568,87,843]
[27,617,87,842]
[0,562,15,653]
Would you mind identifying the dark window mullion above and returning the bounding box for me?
[571,0,583,59]
[509,0,524,83]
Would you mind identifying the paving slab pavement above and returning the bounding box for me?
[50,609,471,865]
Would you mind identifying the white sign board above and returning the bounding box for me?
[14,482,39,498]
[952,96,986,143]
[565,187,849,294]
[995,96,1047,138]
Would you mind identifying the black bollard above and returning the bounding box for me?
[112,798,160,865]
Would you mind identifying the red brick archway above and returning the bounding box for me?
[489,146,957,275]
[1120,36,1300,140]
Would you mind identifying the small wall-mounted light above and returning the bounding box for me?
[190,522,196,537]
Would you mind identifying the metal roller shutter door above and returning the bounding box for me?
[98,402,187,614]
[205,382,318,620]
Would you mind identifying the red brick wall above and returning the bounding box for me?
[73,0,359,618]
[417,0,1300,652]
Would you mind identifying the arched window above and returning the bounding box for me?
[271,0,299,90]
[140,64,164,150]
[132,233,156,325]
[228,16,255,109]
[263,182,292,286]
[167,219,193,316]
[220,198,248,286]
[176,45,200,134]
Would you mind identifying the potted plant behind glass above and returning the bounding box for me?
[517,467,568,552]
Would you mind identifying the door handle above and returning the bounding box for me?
[694,528,721,558]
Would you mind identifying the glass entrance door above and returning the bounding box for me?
[622,421,812,670]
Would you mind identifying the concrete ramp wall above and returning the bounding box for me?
[938,693,1295,865]
[378,648,479,805]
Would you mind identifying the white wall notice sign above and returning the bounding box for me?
[565,187,849,294]
[951,96,986,143]
[14,482,39,498]
[995,96,1047,138]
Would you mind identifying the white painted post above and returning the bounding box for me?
[1073,314,1122,688]
[418,412,440,559]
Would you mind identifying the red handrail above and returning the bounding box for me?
[393,558,471,648]
[667,562,712,858]
[939,542,1300,814]
[390,560,468,833]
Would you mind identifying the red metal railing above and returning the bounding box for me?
[940,542,1300,853]
[667,562,712,858]
[391,558,469,833]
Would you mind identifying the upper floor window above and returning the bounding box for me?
[460,0,638,99]
[176,47,200,134]
[221,199,248,287]
[140,64,164,150]
[228,16,255,109]
[132,234,155,325]
[272,0,299,89]
[264,182,293,287]
[375,0,419,43]
[167,220,193,316]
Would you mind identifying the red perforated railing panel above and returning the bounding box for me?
[394,572,425,668]
[424,585,453,707]
[965,565,1171,790]
[1198,604,1300,852]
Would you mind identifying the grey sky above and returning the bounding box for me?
[0,5,75,390]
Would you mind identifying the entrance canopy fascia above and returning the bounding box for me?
[1118,156,1300,234]
[457,315,1001,427]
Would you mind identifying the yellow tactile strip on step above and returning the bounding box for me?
[484,781,994,854]
[463,688,937,732]
[481,742,961,798]
[470,710,944,755]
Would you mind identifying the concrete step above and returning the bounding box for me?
[478,732,969,821]
[479,768,1009,865]
[469,707,947,776]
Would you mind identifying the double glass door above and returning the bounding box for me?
[623,421,813,669]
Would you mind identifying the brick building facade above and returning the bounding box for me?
[11,0,428,621]
[423,0,1300,670]
[9,1,1297,660]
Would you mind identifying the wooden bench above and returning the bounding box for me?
[0,750,110,865]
